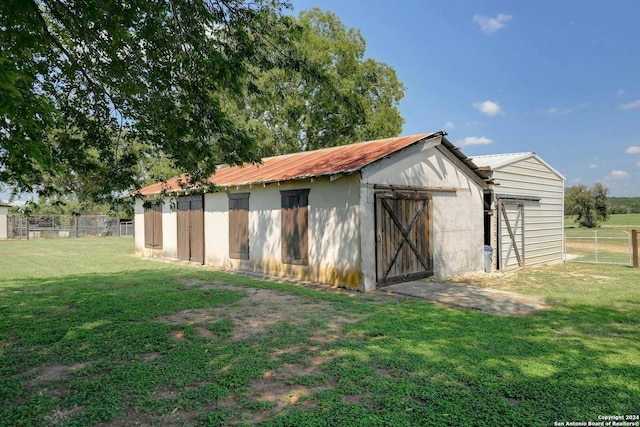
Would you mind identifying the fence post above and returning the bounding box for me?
[25,216,29,240]
[633,229,638,269]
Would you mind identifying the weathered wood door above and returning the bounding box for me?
[375,192,433,285]
[177,195,204,264]
[496,199,524,270]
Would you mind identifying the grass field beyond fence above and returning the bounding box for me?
[1,238,639,426]
[565,213,640,231]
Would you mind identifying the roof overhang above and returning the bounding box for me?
[133,131,494,197]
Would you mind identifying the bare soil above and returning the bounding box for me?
[156,278,363,341]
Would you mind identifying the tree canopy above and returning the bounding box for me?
[609,197,640,214]
[1,1,406,207]
[1,0,290,204]
[238,8,405,157]
[565,183,611,228]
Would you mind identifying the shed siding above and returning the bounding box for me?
[360,140,485,289]
[0,206,8,239]
[204,175,362,288]
[134,199,178,259]
[490,156,564,268]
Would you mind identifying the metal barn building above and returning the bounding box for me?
[134,131,493,291]
[474,152,566,271]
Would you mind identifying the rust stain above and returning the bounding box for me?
[240,258,363,291]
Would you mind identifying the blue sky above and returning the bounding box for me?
[290,0,640,196]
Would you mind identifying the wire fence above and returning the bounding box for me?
[564,230,632,266]
[6,214,133,239]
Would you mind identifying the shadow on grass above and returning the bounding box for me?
[322,301,640,426]
[0,268,638,426]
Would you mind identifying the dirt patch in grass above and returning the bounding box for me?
[217,355,337,425]
[195,326,216,338]
[21,362,92,425]
[128,279,348,425]
[169,329,187,341]
[140,278,364,425]
[44,406,85,426]
[27,362,92,388]
[141,351,163,362]
[1,334,21,350]
[157,279,362,341]
[102,407,211,427]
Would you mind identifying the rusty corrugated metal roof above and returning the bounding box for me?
[136,131,491,196]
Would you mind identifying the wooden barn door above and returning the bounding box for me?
[375,192,433,285]
[177,195,204,264]
[496,199,524,270]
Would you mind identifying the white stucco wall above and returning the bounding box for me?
[359,139,485,290]
[0,206,8,240]
[204,175,363,288]
[134,198,177,259]
[133,200,145,255]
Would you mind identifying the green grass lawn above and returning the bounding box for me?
[602,213,640,228]
[565,213,640,232]
[1,238,639,426]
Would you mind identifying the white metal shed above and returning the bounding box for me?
[473,152,566,271]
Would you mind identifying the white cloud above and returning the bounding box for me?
[546,106,576,115]
[619,100,640,110]
[571,177,581,183]
[626,146,640,154]
[473,13,512,34]
[617,89,626,96]
[459,136,493,146]
[609,170,628,179]
[589,164,598,169]
[465,121,481,127]
[473,100,503,116]
[544,103,589,116]
[637,161,640,167]
[444,121,455,129]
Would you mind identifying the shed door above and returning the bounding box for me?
[375,192,433,285]
[177,195,204,264]
[496,199,524,270]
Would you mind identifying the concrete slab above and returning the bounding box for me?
[381,281,550,317]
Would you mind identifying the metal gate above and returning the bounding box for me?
[496,199,524,270]
[565,230,632,266]
[177,195,204,264]
[375,191,432,285]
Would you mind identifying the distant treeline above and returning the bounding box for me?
[609,197,640,214]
